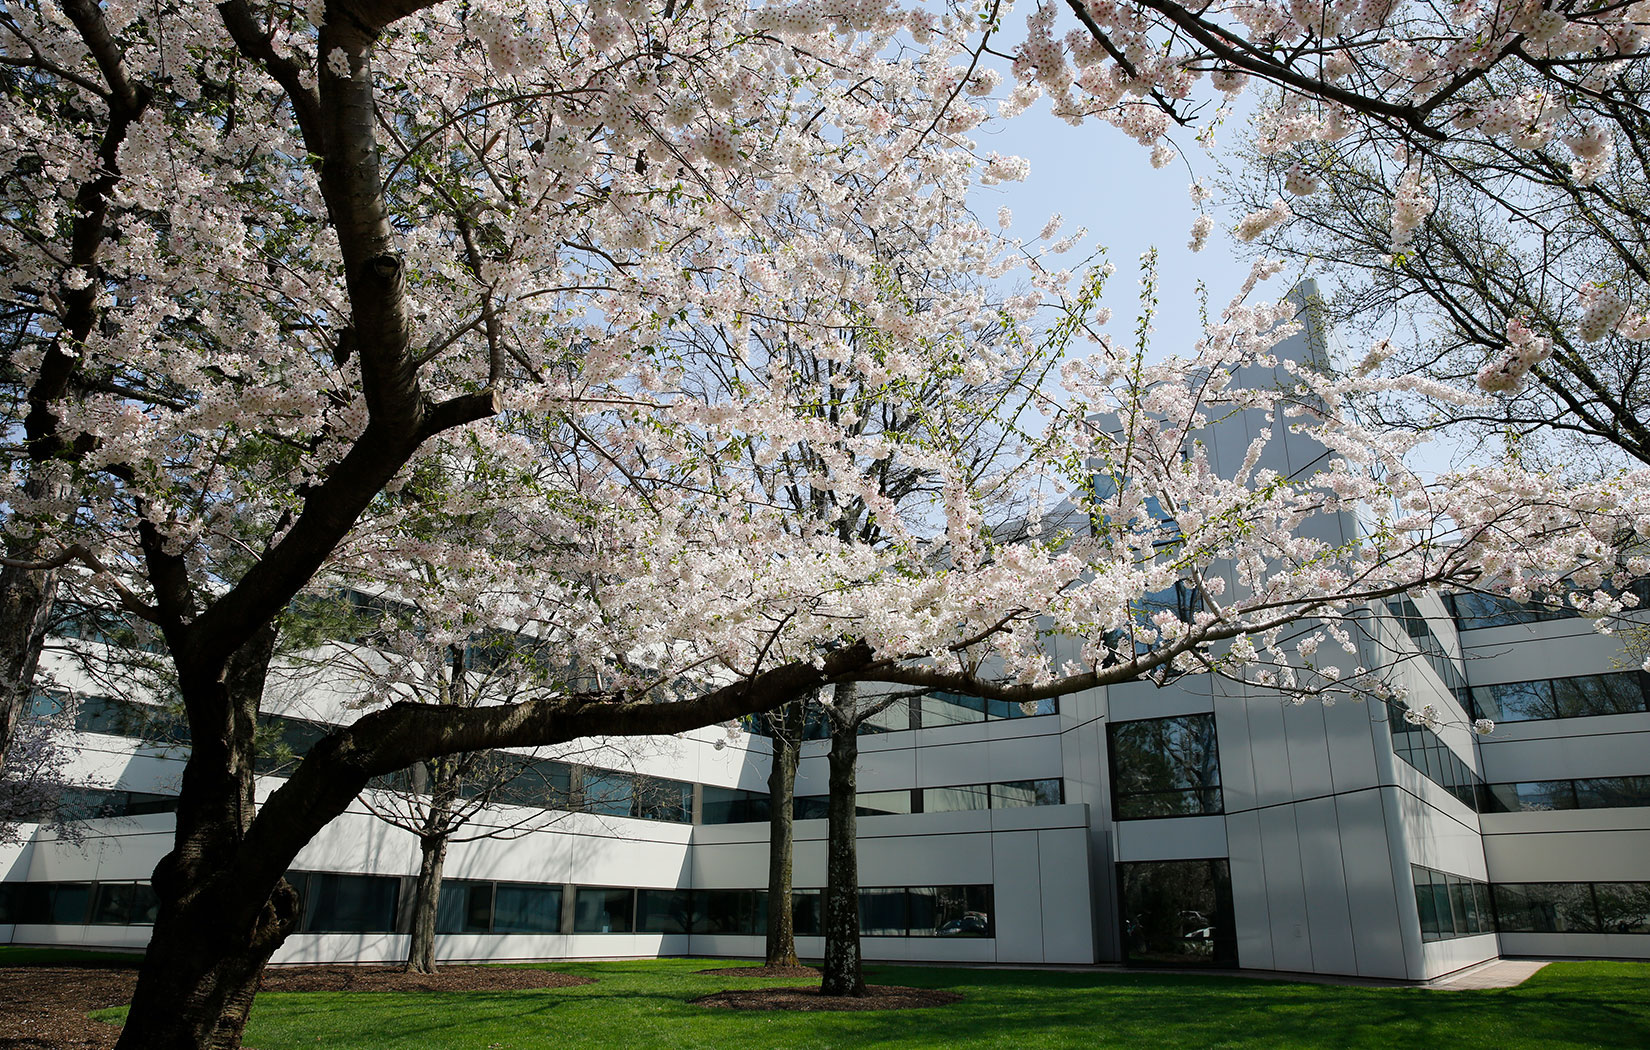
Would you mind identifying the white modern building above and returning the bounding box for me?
[3,299,1647,980]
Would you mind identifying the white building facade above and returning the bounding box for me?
[4,298,1647,980]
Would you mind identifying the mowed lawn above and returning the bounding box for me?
[88,958,1650,1050]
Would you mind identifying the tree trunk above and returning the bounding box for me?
[115,624,293,1050]
[820,687,866,997]
[404,787,454,974]
[763,699,806,968]
[0,524,63,761]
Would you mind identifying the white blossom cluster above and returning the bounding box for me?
[1477,318,1554,393]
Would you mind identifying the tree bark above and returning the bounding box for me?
[107,641,873,1049]
[404,758,457,975]
[0,560,59,759]
[762,699,806,968]
[116,624,292,1050]
[820,684,866,997]
[404,827,449,974]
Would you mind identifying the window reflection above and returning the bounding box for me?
[1108,715,1223,820]
[1118,859,1236,966]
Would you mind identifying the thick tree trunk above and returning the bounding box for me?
[116,625,292,1050]
[763,700,806,968]
[820,689,865,997]
[0,560,59,759]
[404,792,453,974]
[107,636,873,1047]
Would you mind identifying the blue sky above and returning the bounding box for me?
[971,94,1295,363]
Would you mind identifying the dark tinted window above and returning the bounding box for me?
[1109,715,1222,819]
[1118,859,1236,966]
[572,888,633,933]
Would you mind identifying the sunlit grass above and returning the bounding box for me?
[79,957,1650,1050]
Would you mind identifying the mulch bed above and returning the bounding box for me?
[0,964,592,1050]
[695,985,963,1011]
[695,964,821,978]
[0,966,138,1050]
[258,965,593,994]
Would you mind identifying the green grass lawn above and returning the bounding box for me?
[0,945,142,967]
[84,958,1650,1050]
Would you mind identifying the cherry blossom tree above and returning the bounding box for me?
[0,1,1647,1048]
[1226,62,1650,474]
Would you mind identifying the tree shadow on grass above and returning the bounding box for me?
[235,962,1650,1050]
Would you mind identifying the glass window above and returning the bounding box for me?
[791,890,823,937]
[700,889,763,935]
[1472,680,1553,722]
[47,883,93,925]
[463,881,495,932]
[298,873,399,933]
[492,883,562,934]
[580,771,636,818]
[435,880,487,934]
[1575,776,1650,809]
[922,784,990,813]
[487,757,573,810]
[859,698,914,735]
[1473,673,1649,723]
[1471,881,1493,934]
[1447,874,1474,938]
[909,885,994,938]
[1415,868,1442,942]
[793,795,830,821]
[991,780,1063,808]
[637,889,696,934]
[1485,781,1578,812]
[1109,715,1223,820]
[1492,883,1600,933]
[858,888,908,936]
[855,790,913,817]
[918,691,986,727]
[572,888,633,933]
[90,882,158,925]
[636,776,693,823]
[1594,883,1650,934]
[1118,859,1236,966]
[701,786,770,825]
[1411,866,1492,941]
[1447,592,1578,630]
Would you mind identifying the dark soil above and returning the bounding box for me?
[695,984,963,1011]
[0,964,592,1050]
[694,964,821,978]
[0,966,136,1050]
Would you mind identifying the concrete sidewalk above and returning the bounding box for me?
[911,957,1555,990]
[1427,959,1551,990]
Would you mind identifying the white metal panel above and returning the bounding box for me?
[1245,695,1295,809]
[1495,932,1650,960]
[1418,934,1499,979]
[1281,704,1335,801]
[1479,722,1650,783]
[1115,816,1228,861]
[692,839,773,888]
[1224,808,1273,970]
[1105,677,1217,724]
[991,830,1044,963]
[1332,789,1408,978]
[1482,829,1650,882]
[1293,797,1358,975]
[855,829,995,887]
[1037,829,1094,963]
[1321,698,1381,795]
[984,732,1065,784]
[1212,689,1257,813]
[1257,805,1314,972]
